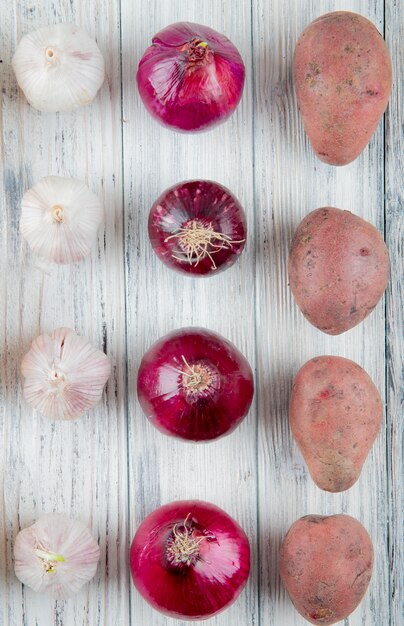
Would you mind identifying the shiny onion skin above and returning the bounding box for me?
[136,22,245,132]
[148,180,247,276]
[130,500,251,620]
[137,328,254,441]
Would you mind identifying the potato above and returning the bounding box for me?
[288,207,389,335]
[289,356,382,492]
[294,11,392,165]
[280,514,373,625]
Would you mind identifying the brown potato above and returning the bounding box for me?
[288,207,389,335]
[289,356,382,492]
[280,514,373,625]
[294,11,392,165]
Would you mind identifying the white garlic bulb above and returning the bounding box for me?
[12,23,105,112]
[14,513,100,598]
[21,327,111,421]
[20,176,103,264]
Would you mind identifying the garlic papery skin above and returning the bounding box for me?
[14,513,100,599]
[21,328,111,421]
[20,176,103,264]
[12,23,105,112]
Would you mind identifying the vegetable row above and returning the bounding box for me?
[11,12,392,167]
[13,505,374,624]
[20,177,389,336]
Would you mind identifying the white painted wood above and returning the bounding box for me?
[385,3,404,625]
[0,1,402,625]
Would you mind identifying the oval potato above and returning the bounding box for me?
[280,514,373,625]
[289,356,382,492]
[294,11,392,165]
[288,207,389,335]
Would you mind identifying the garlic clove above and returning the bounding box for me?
[14,513,100,599]
[12,23,105,112]
[20,176,103,264]
[21,328,111,421]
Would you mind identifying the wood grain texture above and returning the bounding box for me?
[0,0,402,625]
[385,1,404,624]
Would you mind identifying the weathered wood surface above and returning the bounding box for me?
[385,2,404,625]
[0,0,402,625]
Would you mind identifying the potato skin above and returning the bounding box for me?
[279,515,373,625]
[288,207,389,335]
[289,356,382,492]
[294,11,392,165]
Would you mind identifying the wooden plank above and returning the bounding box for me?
[385,2,404,624]
[121,2,258,625]
[252,1,390,624]
[0,1,128,625]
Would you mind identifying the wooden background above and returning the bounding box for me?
[0,0,402,624]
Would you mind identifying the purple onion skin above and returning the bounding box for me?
[137,328,254,441]
[148,180,247,276]
[137,22,245,132]
[130,500,251,620]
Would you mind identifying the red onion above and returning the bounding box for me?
[137,328,254,441]
[136,22,245,132]
[148,180,247,276]
[130,500,250,620]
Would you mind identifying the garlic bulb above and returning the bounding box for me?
[12,23,105,112]
[14,513,100,598]
[21,328,111,421]
[20,176,103,264]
